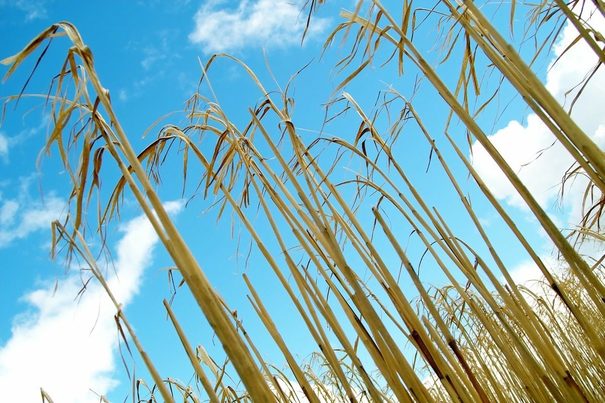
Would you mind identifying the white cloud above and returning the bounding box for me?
[507,255,559,288]
[0,133,8,161]
[471,5,605,224]
[0,116,47,163]
[0,202,182,402]
[188,0,330,53]
[0,195,65,247]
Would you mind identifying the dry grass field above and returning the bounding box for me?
[3,1,605,401]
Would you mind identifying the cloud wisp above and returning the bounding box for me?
[0,202,182,402]
[0,133,8,161]
[0,194,65,248]
[0,0,48,21]
[189,0,330,53]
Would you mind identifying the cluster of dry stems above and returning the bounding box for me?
[2,0,605,402]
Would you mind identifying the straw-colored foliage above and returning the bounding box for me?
[2,0,604,402]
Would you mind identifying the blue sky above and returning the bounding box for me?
[0,1,604,402]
